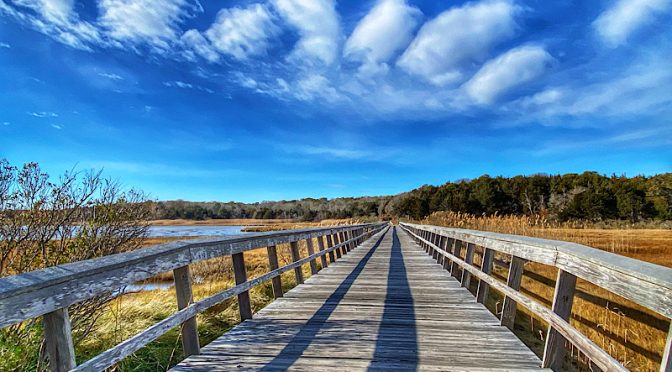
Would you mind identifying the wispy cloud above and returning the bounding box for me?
[2,121,10,126]
[163,80,214,93]
[97,72,123,80]
[98,0,202,51]
[593,0,671,47]
[29,111,59,118]
[0,41,9,48]
[50,124,62,130]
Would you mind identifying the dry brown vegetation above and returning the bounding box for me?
[419,211,671,371]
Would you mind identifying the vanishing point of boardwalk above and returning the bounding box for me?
[173,227,543,371]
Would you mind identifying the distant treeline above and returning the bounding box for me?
[151,172,672,222]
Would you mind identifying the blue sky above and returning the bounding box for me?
[0,0,671,202]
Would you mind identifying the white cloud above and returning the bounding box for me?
[2,122,10,126]
[97,72,123,80]
[204,4,280,60]
[98,0,201,50]
[295,145,370,160]
[164,80,192,89]
[273,0,340,65]
[397,0,520,86]
[511,57,672,118]
[50,123,62,129]
[293,74,344,103]
[594,0,671,47]
[0,42,10,48]
[180,29,219,63]
[463,45,553,104]
[2,0,102,50]
[29,111,59,118]
[12,0,74,24]
[344,0,421,77]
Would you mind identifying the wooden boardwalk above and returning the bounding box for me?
[173,226,543,371]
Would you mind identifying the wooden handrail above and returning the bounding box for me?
[0,222,388,372]
[400,222,672,372]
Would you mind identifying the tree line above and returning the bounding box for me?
[150,172,672,223]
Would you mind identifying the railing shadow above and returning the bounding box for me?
[369,226,418,370]
[259,229,388,371]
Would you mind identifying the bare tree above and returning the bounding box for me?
[0,159,151,369]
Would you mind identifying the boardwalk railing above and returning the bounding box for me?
[0,222,388,371]
[400,222,672,372]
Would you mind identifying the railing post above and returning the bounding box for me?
[431,233,438,260]
[332,233,342,259]
[327,234,338,261]
[232,252,253,320]
[443,238,453,271]
[662,323,672,372]
[306,238,319,275]
[43,308,76,372]
[476,247,495,304]
[173,265,200,356]
[317,235,329,268]
[461,243,475,288]
[290,241,304,284]
[343,231,352,252]
[266,245,283,298]
[339,232,348,255]
[437,235,445,265]
[501,256,525,330]
[451,240,462,279]
[542,270,577,370]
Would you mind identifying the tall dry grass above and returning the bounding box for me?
[419,211,671,371]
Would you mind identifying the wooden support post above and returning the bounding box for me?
[451,240,462,279]
[266,245,283,298]
[476,247,495,304]
[461,243,475,288]
[436,236,445,265]
[661,323,672,372]
[501,256,525,330]
[332,234,342,259]
[431,233,438,259]
[290,241,304,284]
[443,238,453,271]
[327,234,338,261]
[43,308,76,372]
[429,232,435,257]
[343,231,351,252]
[338,232,347,255]
[232,252,253,321]
[173,265,200,356]
[542,270,577,370]
[317,236,329,268]
[306,238,318,275]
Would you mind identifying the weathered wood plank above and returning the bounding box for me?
[173,265,200,356]
[476,247,494,304]
[461,243,475,288]
[266,245,283,299]
[316,236,328,268]
[306,238,319,275]
[289,241,304,285]
[43,308,76,372]
[500,256,525,330]
[542,269,576,370]
[232,252,252,321]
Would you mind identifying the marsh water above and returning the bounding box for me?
[127,225,251,293]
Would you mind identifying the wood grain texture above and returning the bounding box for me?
[306,239,319,275]
[173,265,200,356]
[290,241,304,285]
[232,252,253,321]
[542,270,576,371]
[173,227,543,371]
[501,256,525,330]
[476,247,494,304]
[43,308,76,372]
[316,236,329,268]
[266,245,283,299]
